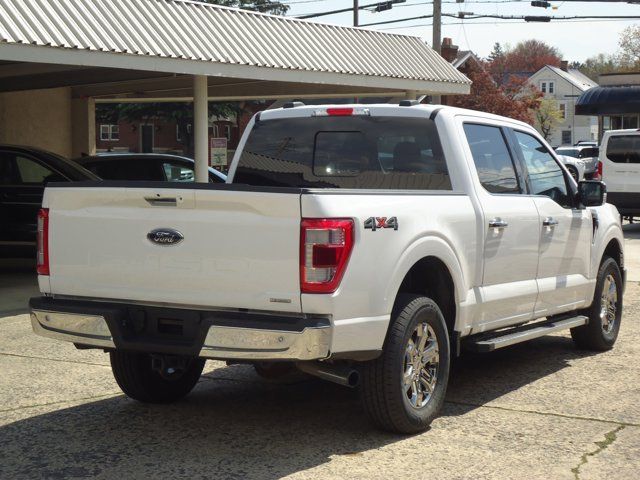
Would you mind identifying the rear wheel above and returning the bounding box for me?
[110,351,205,403]
[566,165,579,183]
[571,256,623,351]
[360,295,450,434]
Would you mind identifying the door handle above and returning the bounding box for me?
[488,218,508,229]
[144,196,178,206]
[543,217,559,227]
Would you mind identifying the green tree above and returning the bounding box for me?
[575,53,620,82]
[619,24,640,67]
[488,42,504,63]
[534,97,563,141]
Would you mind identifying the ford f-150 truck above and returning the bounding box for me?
[30,103,625,434]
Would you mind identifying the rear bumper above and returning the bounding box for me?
[30,297,331,361]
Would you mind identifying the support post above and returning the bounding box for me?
[71,97,96,158]
[193,75,209,183]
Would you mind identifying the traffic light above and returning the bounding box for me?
[375,1,393,12]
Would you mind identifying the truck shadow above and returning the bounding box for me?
[0,333,597,479]
[445,334,599,416]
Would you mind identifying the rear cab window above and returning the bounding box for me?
[233,115,451,190]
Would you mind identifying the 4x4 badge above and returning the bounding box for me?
[364,217,398,231]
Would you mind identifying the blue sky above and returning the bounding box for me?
[283,0,639,62]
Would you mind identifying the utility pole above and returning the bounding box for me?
[431,0,442,104]
[432,0,441,54]
[354,0,359,26]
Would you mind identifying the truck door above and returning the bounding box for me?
[509,130,592,316]
[462,123,540,330]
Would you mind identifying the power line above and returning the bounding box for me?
[360,12,640,26]
[297,0,406,19]
[377,16,640,28]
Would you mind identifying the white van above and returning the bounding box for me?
[600,129,640,217]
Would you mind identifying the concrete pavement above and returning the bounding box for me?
[0,237,639,479]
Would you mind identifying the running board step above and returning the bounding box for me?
[467,316,589,353]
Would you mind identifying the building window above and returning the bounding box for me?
[540,82,547,93]
[562,130,571,145]
[176,123,192,143]
[558,102,566,120]
[224,125,232,141]
[100,124,119,141]
[548,82,555,94]
[622,115,639,129]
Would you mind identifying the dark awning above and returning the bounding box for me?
[575,86,640,115]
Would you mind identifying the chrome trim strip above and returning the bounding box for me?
[31,309,115,348]
[200,325,331,361]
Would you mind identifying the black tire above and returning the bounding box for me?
[571,256,623,351]
[360,295,450,434]
[110,351,205,403]
[566,165,579,183]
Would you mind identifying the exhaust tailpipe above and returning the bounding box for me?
[296,362,359,388]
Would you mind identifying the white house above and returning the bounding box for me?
[528,62,599,146]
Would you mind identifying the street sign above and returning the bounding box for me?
[210,137,227,167]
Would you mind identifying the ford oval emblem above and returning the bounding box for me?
[147,228,184,246]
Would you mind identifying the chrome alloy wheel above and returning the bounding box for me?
[600,274,618,334]
[403,322,439,409]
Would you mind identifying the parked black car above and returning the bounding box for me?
[73,153,227,183]
[0,145,99,258]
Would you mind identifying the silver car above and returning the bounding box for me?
[555,146,599,178]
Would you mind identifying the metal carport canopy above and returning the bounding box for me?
[0,0,471,99]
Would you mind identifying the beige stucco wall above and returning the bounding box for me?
[0,87,73,157]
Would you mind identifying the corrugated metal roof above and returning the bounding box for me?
[0,0,470,88]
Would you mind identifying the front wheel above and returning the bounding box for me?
[110,351,205,403]
[571,256,623,351]
[360,295,450,434]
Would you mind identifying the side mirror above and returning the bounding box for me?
[578,180,606,207]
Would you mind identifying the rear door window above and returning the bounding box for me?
[581,147,599,158]
[463,123,520,194]
[15,156,56,184]
[163,162,195,182]
[233,116,451,190]
[606,135,640,163]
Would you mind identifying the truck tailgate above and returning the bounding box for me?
[43,184,302,313]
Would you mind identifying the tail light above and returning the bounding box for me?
[37,208,49,275]
[300,218,354,293]
[595,160,603,180]
[312,107,370,117]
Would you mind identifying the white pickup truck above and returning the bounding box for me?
[30,103,625,434]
